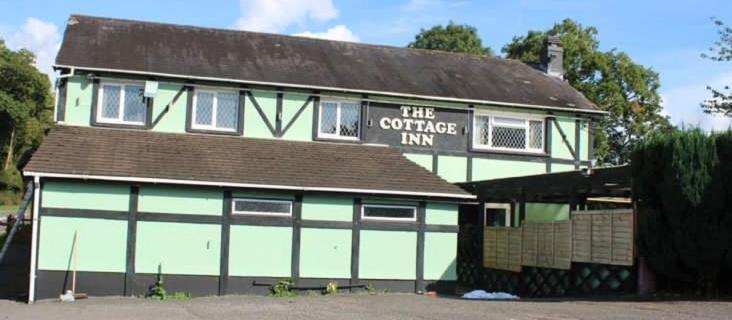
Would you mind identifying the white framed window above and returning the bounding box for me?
[232,198,292,216]
[361,204,417,222]
[484,203,512,227]
[318,100,361,140]
[192,89,240,132]
[473,113,545,153]
[97,82,147,125]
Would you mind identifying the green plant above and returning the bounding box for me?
[324,281,338,295]
[270,279,297,297]
[146,273,167,300]
[166,292,192,300]
[365,284,377,295]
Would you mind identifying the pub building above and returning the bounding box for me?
[22,15,603,302]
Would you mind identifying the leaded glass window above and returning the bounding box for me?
[232,198,292,216]
[473,113,545,153]
[361,205,417,221]
[97,83,147,125]
[192,89,240,132]
[318,100,361,140]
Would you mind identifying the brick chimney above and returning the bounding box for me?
[542,36,564,78]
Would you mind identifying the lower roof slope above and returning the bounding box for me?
[24,126,473,199]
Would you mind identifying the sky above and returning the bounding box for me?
[1,0,731,130]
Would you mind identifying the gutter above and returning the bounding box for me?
[24,171,477,200]
[53,64,608,116]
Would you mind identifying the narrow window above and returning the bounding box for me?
[97,83,147,125]
[473,113,544,153]
[361,204,417,221]
[192,89,240,132]
[232,198,292,216]
[484,203,512,227]
[318,100,360,140]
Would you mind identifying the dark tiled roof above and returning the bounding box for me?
[24,126,473,199]
[56,15,598,112]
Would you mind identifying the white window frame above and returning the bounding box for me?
[191,88,240,132]
[317,100,361,141]
[361,204,417,222]
[472,111,546,154]
[96,81,147,125]
[484,203,512,227]
[231,198,293,216]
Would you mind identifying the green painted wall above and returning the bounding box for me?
[38,216,127,272]
[524,203,570,222]
[138,185,222,215]
[359,230,416,280]
[472,158,545,181]
[244,90,277,139]
[550,163,576,173]
[136,221,221,275]
[437,155,467,183]
[281,93,313,141]
[423,232,457,280]
[580,121,590,161]
[551,118,576,160]
[150,83,188,133]
[404,153,432,172]
[301,195,352,221]
[42,181,130,211]
[299,228,351,278]
[228,225,291,277]
[425,203,457,225]
[62,76,93,126]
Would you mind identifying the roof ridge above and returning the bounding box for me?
[68,14,505,63]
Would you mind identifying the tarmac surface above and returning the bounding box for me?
[2,294,732,320]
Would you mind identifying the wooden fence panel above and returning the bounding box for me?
[521,221,572,270]
[484,227,522,272]
[571,209,634,266]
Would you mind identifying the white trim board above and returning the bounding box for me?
[24,171,476,200]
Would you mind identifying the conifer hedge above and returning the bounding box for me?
[632,129,732,294]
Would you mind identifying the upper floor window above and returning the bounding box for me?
[318,100,360,140]
[232,198,292,216]
[97,82,147,125]
[473,113,544,153]
[192,89,240,132]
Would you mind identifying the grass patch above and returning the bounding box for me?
[0,233,6,248]
[0,204,19,213]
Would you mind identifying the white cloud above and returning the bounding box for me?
[660,71,732,132]
[8,17,61,83]
[293,25,359,42]
[234,0,338,33]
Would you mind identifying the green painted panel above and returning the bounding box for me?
[426,203,458,225]
[472,158,545,181]
[150,83,188,133]
[280,93,313,141]
[302,195,352,222]
[299,228,351,278]
[525,203,570,222]
[138,185,222,215]
[42,181,129,211]
[38,216,127,272]
[580,121,590,161]
[551,118,576,160]
[244,90,277,139]
[437,155,467,183]
[551,163,576,173]
[228,225,291,277]
[136,222,220,275]
[359,230,416,280]
[424,232,457,280]
[63,75,93,126]
[404,153,432,172]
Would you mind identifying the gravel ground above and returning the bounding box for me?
[1,294,732,320]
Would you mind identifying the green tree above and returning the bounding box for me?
[408,22,493,56]
[503,19,670,164]
[701,19,732,116]
[0,40,53,202]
